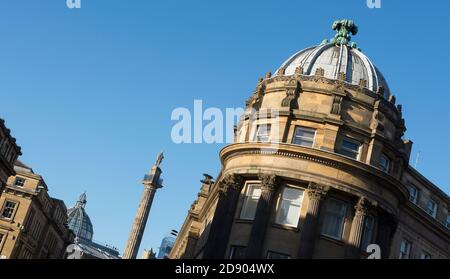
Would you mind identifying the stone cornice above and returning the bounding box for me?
[220,143,410,204]
[401,203,450,243]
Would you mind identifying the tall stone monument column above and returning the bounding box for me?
[245,174,279,258]
[123,152,164,259]
[297,182,329,259]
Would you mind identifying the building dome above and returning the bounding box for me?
[276,20,391,99]
[67,193,94,241]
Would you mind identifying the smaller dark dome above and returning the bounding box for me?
[67,193,94,241]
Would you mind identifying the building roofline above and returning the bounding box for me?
[407,165,450,202]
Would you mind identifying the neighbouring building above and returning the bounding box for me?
[0,119,21,194]
[66,193,120,259]
[170,20,450,259]
[0,161,74,259]
[157,235,175,259]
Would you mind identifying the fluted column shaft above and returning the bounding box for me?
[203,174,243,259]
[123,185,157,259]
[346,197,369,258]
[297,183,329,259]
[245,174,279,258]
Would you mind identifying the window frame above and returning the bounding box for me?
[399,239,412,259]
[321,198,348,241]
[408,185,419,204]
[426,199,437,218]
[274,186,305,228]
[1,200,18,220]
[337,137,361,160]
[14,177,26,187]
[360,215,375,250]
[291,126,316,148]
[240,183,262,220]
[379,153,391,173]
[255,124,272,143]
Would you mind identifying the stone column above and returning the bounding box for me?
[297,182,329,259]
[245,174,279,258]
[203,174,243,259]
[346,197,369,258]
[123,184,159,259]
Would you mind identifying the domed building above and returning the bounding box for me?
[67,193,94,241]
[170,20,450,259]
[66,193,120,259]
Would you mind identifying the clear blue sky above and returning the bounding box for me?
[1,1,449,256]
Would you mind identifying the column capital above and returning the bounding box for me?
[219,174,244,193]
[354,197,370,216]
[306,182,330,200]
[258,174,279,192]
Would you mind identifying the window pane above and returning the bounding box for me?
[408,186,418,203]
[426,200,437,218]
[321,199,347,240]
[337,138,360,159]
[292,127,315,147]
[342,139,359,151]
[1,201,17,219]
[240,185,261,220]
[256,125,271,142]
[275,187,304,227]
[360,216,374,250]
[379,154,390,172]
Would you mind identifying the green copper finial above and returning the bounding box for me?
[332,19,358,46]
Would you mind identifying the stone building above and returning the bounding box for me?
[170,20,450,259]
[66,193,120,259]
[0,119,21,194]
[0,161,74,259]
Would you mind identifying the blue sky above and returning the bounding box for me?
[1,0,449,256]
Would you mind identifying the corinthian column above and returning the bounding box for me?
[245,174,279,258]
[203,174,243,259]
[297,182,329,259]
[346,197,369,258]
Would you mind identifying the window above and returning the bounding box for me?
[408,186,419,204]
[1,201,17,219]
[31,220,42,240]
[379,154,391,173]
[420,252,431,259]
[399,239,411,259]
[321,199,347,240]
[14,177,25,187]
[360,216,375,250]
[446,214,450,229]
[240,184,262,220]
[275,187,304,227]
[0,233,5,245]
[229,246,246,259]
[255,125,271,142]
[292,127,316,147]
[21,248,33,259]
[337,137,361,160]
[267,251,291,259]
[426,199,437,218]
